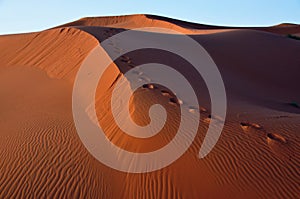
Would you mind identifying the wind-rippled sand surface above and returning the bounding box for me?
[0,14,299,198]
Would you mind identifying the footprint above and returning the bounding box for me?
[188,106,198,113]
[128,64,136,68]
[161,90,173,97]
[240,122,251,130]
[142,84,156,90]
[113,47,123,54]
[240,122,263,130]
[187,106,208,114]
[138,76,151,83]
[131,70,143,76]
[115,47,123,51]
[267,133,287,144]
[168,97,183,105]
[199,107,208,113]
[205,114,224,123]
[120,55,135,66]
[177,99,183,105]
[266,133,292,160]
[121,55,130,62]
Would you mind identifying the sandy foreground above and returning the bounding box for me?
[0,14,299,198]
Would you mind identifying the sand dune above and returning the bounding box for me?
[0,14,299,198]
[57,14,300,35]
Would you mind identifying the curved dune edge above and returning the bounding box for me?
[0,27,103,81]
[56,14,300,35]
[0,15,299,198]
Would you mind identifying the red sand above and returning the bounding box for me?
[0,14,299,198]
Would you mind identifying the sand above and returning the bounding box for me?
[0,14,299,198]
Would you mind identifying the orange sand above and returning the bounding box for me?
[0,14,299,198]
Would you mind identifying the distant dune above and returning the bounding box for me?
[0,14,299,198]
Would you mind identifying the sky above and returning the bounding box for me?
[0,0,300,35]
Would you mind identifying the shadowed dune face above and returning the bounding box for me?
[0,15,300,198]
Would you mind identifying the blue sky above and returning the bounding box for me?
[0,0,300,35]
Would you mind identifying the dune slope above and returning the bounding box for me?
[0,15,299,199]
